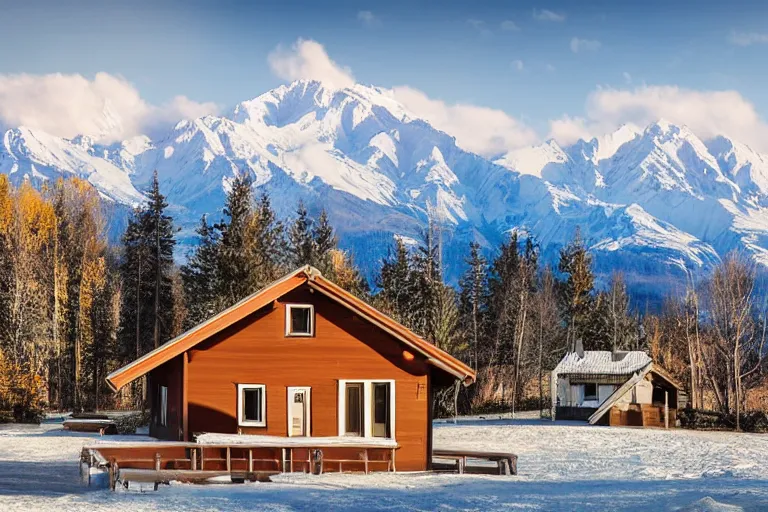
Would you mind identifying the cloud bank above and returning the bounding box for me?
[0,72,218,143]
[549,85,768,152]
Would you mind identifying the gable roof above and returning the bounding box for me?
[554,350,652,376]
[106,265,475,391]
[587,363,683,424]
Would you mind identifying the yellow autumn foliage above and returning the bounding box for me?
[0,349,45,423]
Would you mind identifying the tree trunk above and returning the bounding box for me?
[154,215,161,350]
[135,257,142,408]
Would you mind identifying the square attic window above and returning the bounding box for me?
[286,304,314,336]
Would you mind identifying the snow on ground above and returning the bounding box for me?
[0,416,767,511]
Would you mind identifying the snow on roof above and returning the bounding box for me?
[554,350,652,376]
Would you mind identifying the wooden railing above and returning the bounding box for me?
[81,442,398,490]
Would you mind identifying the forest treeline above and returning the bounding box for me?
[0,174,766,427]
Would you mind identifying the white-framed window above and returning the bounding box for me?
[237,384,266,427]
[158,385,168,427]
[285,304,314,337]
[337,380,395,440]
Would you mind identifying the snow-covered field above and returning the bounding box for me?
[0,416,766,511]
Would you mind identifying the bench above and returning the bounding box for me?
[432,448,517,475]
[64,419,118,435]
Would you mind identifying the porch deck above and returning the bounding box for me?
[81,438,518,489]
[81,439,399,490]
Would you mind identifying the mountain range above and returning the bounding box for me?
[3,79,768,300]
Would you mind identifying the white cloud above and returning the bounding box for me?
[392,86,538,156]
[729,31,768,46]
[357,10,379,26]
[0,72,218,143]
[512,60,525,71]
[622,72,632,84]
[268,39,356,89]
[571,37,602,53]
[548,85,768,152]
[533,9,565,22]
[500,20,519,31]
[467,19,493,36]
[546,63,556,72]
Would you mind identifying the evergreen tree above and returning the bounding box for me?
[288,201,315,268]
[458,242,490,371]
[215,173,257,306]
[118,173,176,406]
[487,233,520,370]
[144,172,177,349]
[248,193,286,286]
[312,209,337,273]
[376,237,414,326]
[558,228,594,351]
[411,219,442,341]
[181,215,222,328]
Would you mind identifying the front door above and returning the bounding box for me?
[288,387,310,436]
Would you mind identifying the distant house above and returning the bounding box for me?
[106,266,475,472]
[551,349,682,427]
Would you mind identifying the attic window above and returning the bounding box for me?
[286,304,314,337]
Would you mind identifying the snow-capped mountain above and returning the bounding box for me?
[2,79,768,298]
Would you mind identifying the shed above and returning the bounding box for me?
[552,350,681,427]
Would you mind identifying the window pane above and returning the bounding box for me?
[290,307,311,334]
[243,388,262,422]
[158,385,168,427]
[372,383,391,438]
[345,384,363,436]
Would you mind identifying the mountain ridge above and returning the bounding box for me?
[2,79,768,297]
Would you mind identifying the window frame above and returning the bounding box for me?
[285,304,315,337]
[237,383,267,427]
[337,380,396,440]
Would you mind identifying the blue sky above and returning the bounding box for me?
[1,0,768,152]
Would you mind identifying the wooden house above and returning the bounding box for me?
[551,349,681,428]
[106,266,475,472]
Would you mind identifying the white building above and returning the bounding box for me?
[551,350,682,427]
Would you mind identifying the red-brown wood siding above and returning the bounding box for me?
[185,285,432,471]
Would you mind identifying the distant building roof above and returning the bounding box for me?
[554,350,652,376]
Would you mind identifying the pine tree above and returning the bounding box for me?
[144,172,176,349]
[558,228,594,351]
[181,215,222,328]
[487,233,520,371]
[411,219,442,340]
[288,201,315,268]
[117,173,176,407]
[248,193,285,287]
[458,242,489,371]
[312,209,337,273]
[216,173,258,306]
[376,237,414,326]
